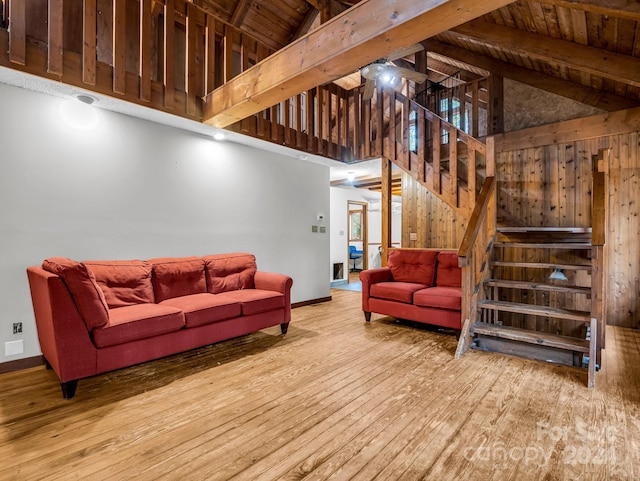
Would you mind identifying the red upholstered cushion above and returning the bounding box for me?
[387,249,438,286]
[436,252,462,287]
[42,257,109,330]
[204,253,257,294]
[93,304,185,348]
[216,289,284,316]
[149,257,206,302]
[160,293,242,328]
[84,260,154,308]
[370,281,429,304]
[414,286,462,310]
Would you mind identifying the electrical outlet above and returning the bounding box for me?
[13,322,22,334]
[5,340,24,356]
[319,226,326,233]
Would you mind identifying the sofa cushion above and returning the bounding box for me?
[93,304,185,348]
[414,286,462,310]
[149,257,206,302]
[42,257,109,330]
[160,293,242,328]
[436,252,461,288]
[204,253,256,294]
[370,281,429,304]
[216,289,284,316]
[387,250,438,286]
[84,260,154,308]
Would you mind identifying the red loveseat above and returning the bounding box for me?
[359,249,462,334]
[26,253,292,399]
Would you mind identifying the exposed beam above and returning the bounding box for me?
[203,0,514,128]
[230,0,251,27]
[451,19,640,88]
[425,39,638,112]
[292,8,319,40]
[536,0,640,22]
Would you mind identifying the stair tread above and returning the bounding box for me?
[497,227,592,233]
[478,299,591,321]
[494,242,591,249]
[492,261,592,271]
[484,279,591,295]
[472,322,590,353]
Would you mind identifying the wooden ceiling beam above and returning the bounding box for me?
[425,39,638,112]
[535,0,640,22]
[451,19,640,88]
[230,0,252,27]
[203,0,514,128]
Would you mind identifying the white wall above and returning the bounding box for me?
[329,186,401,282]
[0,82,330,364]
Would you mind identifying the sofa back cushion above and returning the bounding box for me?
[204,253,256,294]
[149,257,206,302]
[436,251,462,287]
[83,260,154,308]
[387,249,438,286]
[42,257,109,330]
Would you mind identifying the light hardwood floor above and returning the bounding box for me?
[1,289,638,480]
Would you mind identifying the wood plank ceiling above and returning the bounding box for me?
[198,0,640,114]
[192,0,640,195]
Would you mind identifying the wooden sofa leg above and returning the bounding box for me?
[455,329,461,341]
[60,380,78,400]
[280,323,289,335]
[364,312,371,322]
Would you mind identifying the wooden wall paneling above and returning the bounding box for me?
[362,94,371,159]
[47,0,63,75]
[319,88,328,156]
[352,89,360,159]
[295,93,303,149]
[8,0,25,65]
[96,0,112,64]
[433,117,441,194]
[309,88,317,152]
[402,96,410,171]
[112,0,126,94]
[140,0,152,101]
[82,0,96,85]
[223,24,233,82]
[205,15,216,92]
[164,0,175,109]
[284,98,291,147]
[418,111,425,183]
[448,124,457,205]
[185,4,197,116]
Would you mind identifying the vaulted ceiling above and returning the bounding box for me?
[197,0,640,125]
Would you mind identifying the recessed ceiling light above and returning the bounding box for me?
[298,154,308,160]
[213,132,226,141]
[347,171,356,182]
[75,94,97,105]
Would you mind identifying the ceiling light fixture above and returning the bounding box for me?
[75,94,97,105]
[213,132,226,141]
[298,154,308,160]
[347,171,356,182]
[549,268,568,281]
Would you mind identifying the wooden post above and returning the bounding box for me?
[83,0,97,86]
[488,74,504,135]
[381,156,392,267]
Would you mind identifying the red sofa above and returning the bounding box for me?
[359,249,462,333]
[26,253,292,399]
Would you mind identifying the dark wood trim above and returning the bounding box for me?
[292,296,332,308]
[0,355,45,374]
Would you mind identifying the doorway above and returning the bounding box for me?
[347,201,368,281]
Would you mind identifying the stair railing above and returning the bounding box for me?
[589,148,609,379]
[455,170,497,358]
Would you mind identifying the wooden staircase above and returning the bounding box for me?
[468,226,601,387]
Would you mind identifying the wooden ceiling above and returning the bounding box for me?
[200,0,640,117]
[194,0,640,195]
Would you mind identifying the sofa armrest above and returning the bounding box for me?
[26,266,98,383]
[359,267,392,312]
[254,271,293,324]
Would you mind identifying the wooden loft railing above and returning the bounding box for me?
[232,81,492,216]
[0,0,273,120]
